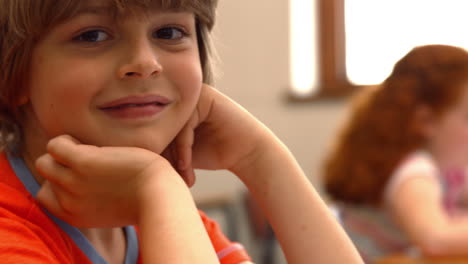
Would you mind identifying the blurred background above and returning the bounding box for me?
[190,1,468,263]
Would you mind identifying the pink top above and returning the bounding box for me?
[385,151,468,216]
[340,151,468,263]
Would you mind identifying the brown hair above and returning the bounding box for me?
[323,44,468,205]
[0,0,218,149]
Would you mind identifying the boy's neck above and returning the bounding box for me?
[21,143,47,186]
[80,227,127,264]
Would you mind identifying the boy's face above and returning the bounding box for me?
[22,5,202,157]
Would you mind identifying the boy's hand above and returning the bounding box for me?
[35,135,185,228]
[165,85,365,264]
[174,84,270,175]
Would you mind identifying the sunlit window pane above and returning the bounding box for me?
[345,0,468,85]
[290,0,318,96]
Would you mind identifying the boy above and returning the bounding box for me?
[0,0,363,263]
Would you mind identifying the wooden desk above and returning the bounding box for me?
[375,255,468,264]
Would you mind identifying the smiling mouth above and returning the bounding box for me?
[98,95,171,119]
[101,102,167,110]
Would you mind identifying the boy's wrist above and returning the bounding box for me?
[230,129,285,184]
[136,161,191,224]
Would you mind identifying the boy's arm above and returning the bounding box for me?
[137,171,220,264]
[234,132,361,264]
[178,85,363,264]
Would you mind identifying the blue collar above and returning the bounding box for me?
[7,152,139,264]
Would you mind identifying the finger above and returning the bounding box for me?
[46,135,86,168]
[179,165,196,187]
[35,154,77,194]
[174,112,199,186]
[196,84,216,122]
[176,112,198,171]
[161,141,194,186]
[38,181,96,228]
[176,129,193,172]
[161,141,177,169]
[36,181,73,221]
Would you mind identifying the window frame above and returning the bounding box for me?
[289,0,370,101]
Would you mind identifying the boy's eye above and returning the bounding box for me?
[153,27,186,40]
[74,30,109,43]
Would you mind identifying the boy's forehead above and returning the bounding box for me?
[75,1,117,15]
[77,0,192,12]
[71,0,194,21]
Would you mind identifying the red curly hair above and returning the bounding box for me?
[323,44,468,205]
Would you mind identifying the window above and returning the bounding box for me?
[346,0,468,85]
[289,0,319,97]
[290,0,468,99]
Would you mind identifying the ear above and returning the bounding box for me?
[412,105,436,139]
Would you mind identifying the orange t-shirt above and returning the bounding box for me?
[0,152,251,263]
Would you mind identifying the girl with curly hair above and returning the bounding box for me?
[324,44,468,262]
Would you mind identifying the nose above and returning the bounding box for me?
[117,40,162,79]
